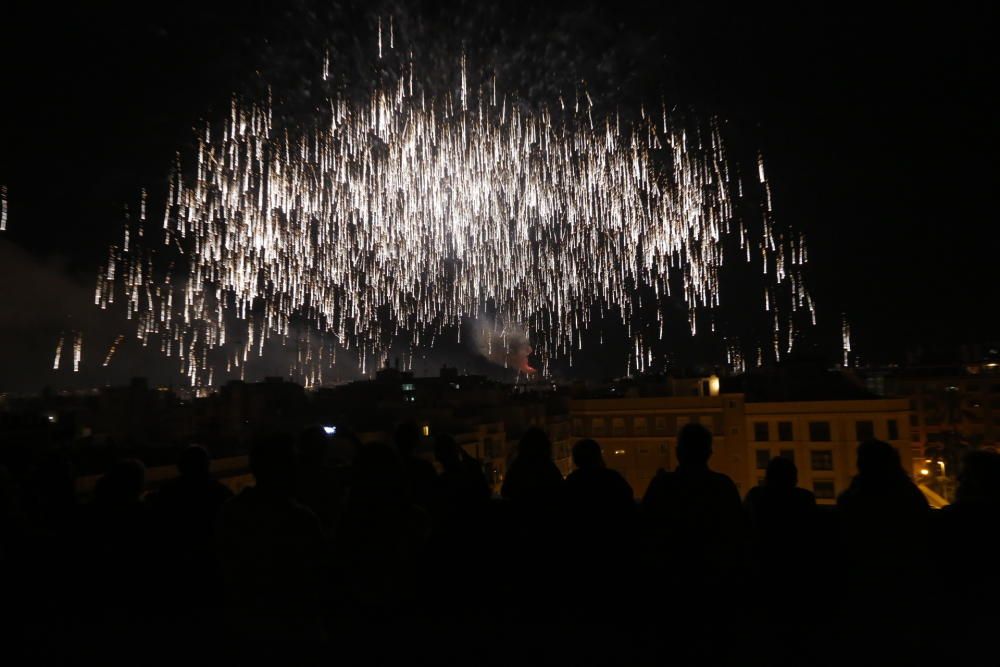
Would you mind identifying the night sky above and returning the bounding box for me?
[1,1,996,392]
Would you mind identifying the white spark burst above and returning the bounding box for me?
[95,29,809,385]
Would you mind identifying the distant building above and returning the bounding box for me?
[570,370,913,503]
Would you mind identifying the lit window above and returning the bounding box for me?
[813,480,836,499]
[422,425,430,437]
[810,450,834,471]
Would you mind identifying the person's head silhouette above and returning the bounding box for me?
[765,456,797,490]
[676,423,712,468]
[572,439,604,470]
[249,435,297,497]
[177,445,211,480]
[856,439,904,483]
[518,427,552,462]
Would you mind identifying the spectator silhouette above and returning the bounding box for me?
[424,434,491,613]
[147,446,232,608]
[432,434,490,521]
[564,439,636,613]
[337,442,430,615]
[501,427,564,510]
[295,425,346,537]
[935,450,1000,616]
[499,428,565,616]
[744,456,818,613]
[215,435,326,639]
[395,422,437,510]
[641,423,745,609]
[837,440,928,611]
[565,439,634,517]
[85,459,150,609]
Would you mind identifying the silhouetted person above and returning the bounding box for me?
[432,433,491,516]
[337,442,430,615]
[424,434,491,612]
[837,440,928,612]
[565,439,635,517]
[499,428,565,615]
[744,456,817,613]
[395,422,437,510]
[296,426,347,537]
[501,427,564,510]
[215,435,326,639]
[641,423,745,610]
[148,445,232,608]
[564,439,636,613]
[935,450,1000,616]
[85,459,150,609]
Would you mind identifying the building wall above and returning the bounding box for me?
[745,399,912,504]
[569,394,913,503]
[569,394,749,498]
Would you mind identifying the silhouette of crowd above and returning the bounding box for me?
[1,421,998,663]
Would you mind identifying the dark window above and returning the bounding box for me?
[968,383,981,393]
[888,419,899,440]
[810,450,834,471]
[813,480,836,499]
[753,422,770,442]
[755,449,771,470]
[809,422,831,442]
[779,449,795,464]
[778,421,793,441]
[855,420,875,442]
[909,414,918,426]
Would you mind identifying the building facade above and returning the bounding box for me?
[570,391,913,504]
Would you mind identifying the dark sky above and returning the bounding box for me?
[0,1,996,391]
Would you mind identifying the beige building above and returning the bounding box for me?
[745,399,911,504]
[570,388,913,504]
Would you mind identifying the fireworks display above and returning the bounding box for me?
[93,27,813,386]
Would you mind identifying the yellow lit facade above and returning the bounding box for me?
[570,392,913,504]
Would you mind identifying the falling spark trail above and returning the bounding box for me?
[94,25,811,385]
[53,334,64,370]
[73,332,83,373]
